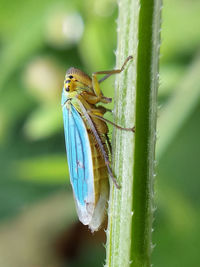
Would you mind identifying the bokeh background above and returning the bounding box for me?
[0,0,200,266]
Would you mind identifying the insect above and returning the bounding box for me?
[62,56,133,231]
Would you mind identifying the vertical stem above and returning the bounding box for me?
[106,0,161,266]
[131,0,161,265]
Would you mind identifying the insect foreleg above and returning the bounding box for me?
[92,56,133,100]
[97,55,133,84]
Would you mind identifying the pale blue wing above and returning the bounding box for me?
[62,102,95,224]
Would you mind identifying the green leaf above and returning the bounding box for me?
[15,155,69,183]
[23,104,63,141]
[157,53,200,159]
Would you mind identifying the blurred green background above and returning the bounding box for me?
[0,0,200,266]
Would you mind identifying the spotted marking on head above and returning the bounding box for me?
[64,75,74,92]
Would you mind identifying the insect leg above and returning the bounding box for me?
[81,91,112,105]
[87,111,135,132]
[91,55,133,102]
[76,97,120,189]
[98,55,133,84]
[105,133,112,155]
[90,106,112,115]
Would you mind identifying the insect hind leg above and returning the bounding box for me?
[105,161,121,189]
[76,97,121,189]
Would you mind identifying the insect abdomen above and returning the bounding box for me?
[88,132,109,204]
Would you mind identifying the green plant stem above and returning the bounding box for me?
[106,0,161,266]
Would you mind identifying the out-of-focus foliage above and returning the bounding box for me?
[0,0,117,216]
[0,0,199,266]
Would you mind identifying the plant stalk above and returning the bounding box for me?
[106,0,161,266]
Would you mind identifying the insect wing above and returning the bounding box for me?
[62,104,95,225]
